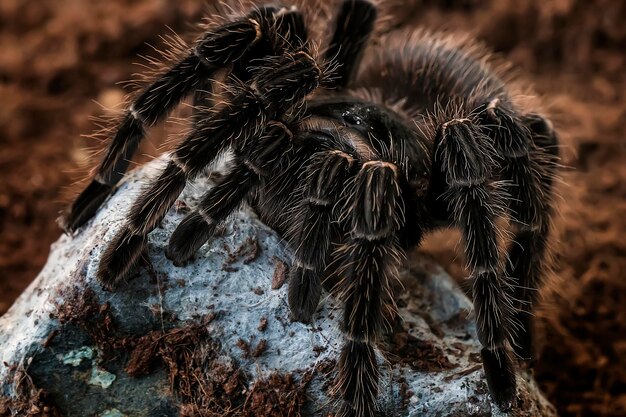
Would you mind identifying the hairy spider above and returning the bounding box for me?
[60,1,560,416]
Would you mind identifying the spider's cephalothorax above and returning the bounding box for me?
[60,1,560,416]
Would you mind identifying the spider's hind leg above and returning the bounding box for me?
[326,0,377,89]
[435,117,516,410]
[482,106,560,362]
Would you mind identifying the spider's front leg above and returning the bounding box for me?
[165,121,293,265]
[97,50,323,289]
[60,5,305,233]
[287,146,358,322]
[334,160,404,417]
[435,118,516,410]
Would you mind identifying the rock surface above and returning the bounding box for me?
[0,159,557,417]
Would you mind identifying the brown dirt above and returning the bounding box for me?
[52,289,312,417]
[387,327,456,372]
[271,258,289,290]
[131,326,312,417]
[0,364,63,417]
[0,1,625,416]
[125,313,217,377]
[54,285,120,353]
[235,337,268,359]
[222,236,261,272]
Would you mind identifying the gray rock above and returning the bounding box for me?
[0,158,557,417]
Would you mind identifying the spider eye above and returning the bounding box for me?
[342,111,362,126]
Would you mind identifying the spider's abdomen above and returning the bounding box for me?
[356,29,510,115]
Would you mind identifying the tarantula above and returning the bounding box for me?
[60,0,560,416]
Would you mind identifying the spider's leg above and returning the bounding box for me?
[61,6,306,233]
[288,147,357,323]
[166,122,292,265]
[334,160,404,417]
[165,18,314,256]
[509,115,559,362]
[97,51,323,289]
[482,104,560,361]
[326,0,377,89]
[435,118,516,411]
[191,79,214,125]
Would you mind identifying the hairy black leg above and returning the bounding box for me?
[230,6,308,82]
[479,101,560,361]
[480,100,542,227]
[191,79,214,125]
[436,118,516,410]
[166,122,292,265]
[334,161,403,417]
[61,6,309,233]
[494,111,560,362]
[97,51,323,289]
[288,149,357,323]
[326,0,377,89]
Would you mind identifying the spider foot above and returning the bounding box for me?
[481,347,517,412]
[60,180,114,234]
[288,266,321,323]
[335,341,380,417]
[97,227,147,290]
[166,212,216,267]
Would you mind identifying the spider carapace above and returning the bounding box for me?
[60,1,560,416]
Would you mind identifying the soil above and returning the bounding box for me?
[0,364,63,417]
[0,1,624,416]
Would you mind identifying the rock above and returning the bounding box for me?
[0,158,557,417]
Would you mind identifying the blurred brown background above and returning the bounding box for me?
[0,0,625,416]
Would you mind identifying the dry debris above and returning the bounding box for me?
[223,237,260,271]
[53,286,121,353]
[0,365,63,417]
[387,331,456,372]
[124,317,307,416]
[271,258,288,290]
